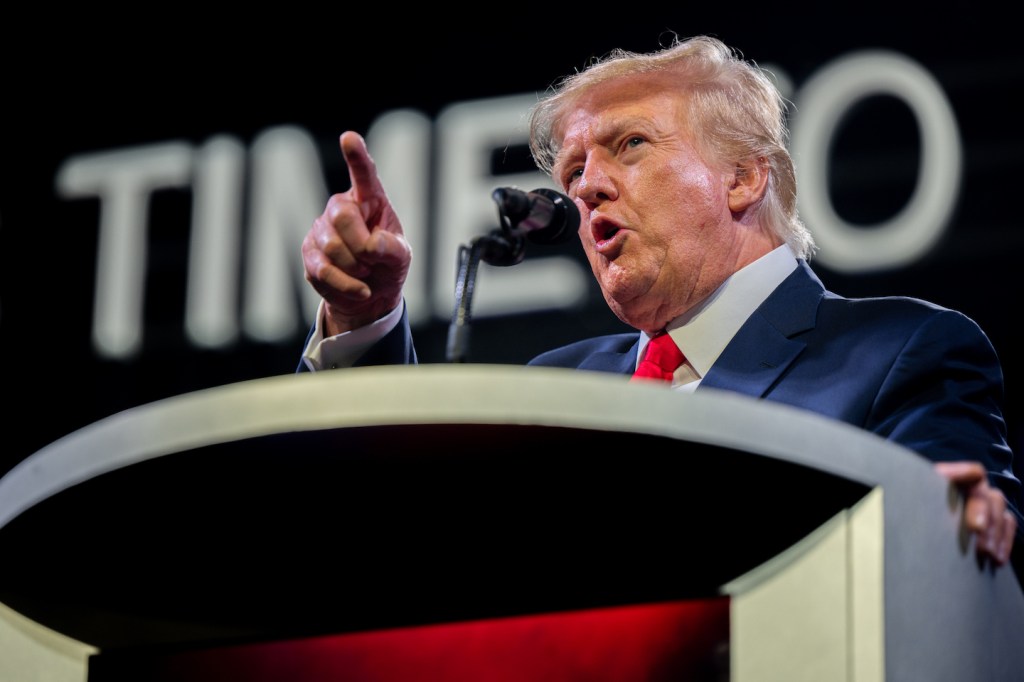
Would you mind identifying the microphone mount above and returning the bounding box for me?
[446,187,578,362]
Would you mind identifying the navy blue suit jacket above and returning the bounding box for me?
[301,260,1023,542]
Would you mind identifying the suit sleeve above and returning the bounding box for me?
[868,308,1023,535]
[352,305,418,368]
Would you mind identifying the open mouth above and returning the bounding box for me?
[592,218,622,246]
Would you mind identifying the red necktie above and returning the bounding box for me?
[631,333,685,383]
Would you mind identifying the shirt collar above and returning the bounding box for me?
[637,244,799,378]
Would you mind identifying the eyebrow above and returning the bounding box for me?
[552,115,660,178]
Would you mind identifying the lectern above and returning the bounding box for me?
[1,366,1022,681]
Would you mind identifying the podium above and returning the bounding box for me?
[1,365,1022,681]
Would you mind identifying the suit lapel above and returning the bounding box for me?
[578,339,640,375]
[700,261,825,399]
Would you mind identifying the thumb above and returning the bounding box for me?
[934,461,987,487]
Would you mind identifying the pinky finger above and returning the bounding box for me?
[997,510,1017,565]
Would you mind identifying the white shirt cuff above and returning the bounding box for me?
[301,300,405,371]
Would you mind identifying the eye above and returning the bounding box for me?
[625,135,645,149]
[564,167,584,187]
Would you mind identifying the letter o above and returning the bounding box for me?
[791,51,961,273]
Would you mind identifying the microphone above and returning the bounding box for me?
[491,187,580,245]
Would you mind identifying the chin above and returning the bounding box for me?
[603,295,648,331]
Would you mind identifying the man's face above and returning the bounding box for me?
[552,72,752,333]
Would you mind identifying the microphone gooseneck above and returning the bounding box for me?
[447,186,579,362]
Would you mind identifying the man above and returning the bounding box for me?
[299,35,1020,569]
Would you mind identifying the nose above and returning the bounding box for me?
[576,153,618,207]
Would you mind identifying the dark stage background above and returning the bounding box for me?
[2,13,1022,484]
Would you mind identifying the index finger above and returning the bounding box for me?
[340,131,386,208]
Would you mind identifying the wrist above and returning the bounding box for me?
[323,299,400,337]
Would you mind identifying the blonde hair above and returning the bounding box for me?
[528,35,816,260]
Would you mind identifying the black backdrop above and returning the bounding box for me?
[3,12,1023,484]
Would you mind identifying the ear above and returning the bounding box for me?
[728,156,769,213]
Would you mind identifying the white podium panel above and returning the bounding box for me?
[0,366,1020,681]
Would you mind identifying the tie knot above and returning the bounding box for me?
[631,333,685,383]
